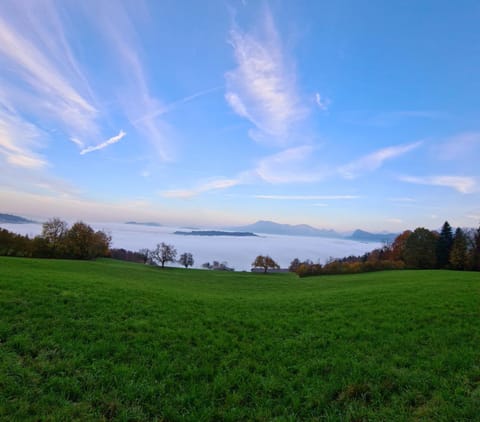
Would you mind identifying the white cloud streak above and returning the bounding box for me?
[0,107,47,169]
[315,93,330,111]
[134,86,223,124]
[255,145,325,183]
[225,8,308,145]
[340,141,422,179]
[162,178,242,199]
[399,175,476,193]
[80,130,126,155]
[254,195,359,200]
[435,132,480,160]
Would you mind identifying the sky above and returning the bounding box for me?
[1,0,479,231]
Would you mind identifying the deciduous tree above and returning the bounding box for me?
[42,217,68,256]
[151,242,177,268]
[178,252,194,268]
[252,255,280,273]
[450,228,468,270]
[403,227,437,269]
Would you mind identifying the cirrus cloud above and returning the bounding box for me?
[399,175,476,194]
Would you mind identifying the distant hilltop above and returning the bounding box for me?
[347,229,398,244]
[229,220,341,238]
[229,220,398,243]
[0,213,36,224]
[125,221,163,227]
[174,230,258,237]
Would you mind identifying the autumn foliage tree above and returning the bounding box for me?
[449,228,468,270]
[252,255,280,273]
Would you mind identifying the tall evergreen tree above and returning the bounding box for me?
[436,221,453,268]
[450,228,468,270]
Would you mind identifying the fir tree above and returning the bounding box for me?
[436,221,453,268]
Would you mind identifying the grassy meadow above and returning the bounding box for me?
[0,257,479,421]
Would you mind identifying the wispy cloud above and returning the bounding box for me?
[399,175,476,193]
[225,7,308,145]
[344,110,446,127]
[314,93,330,111]
[69,137,84,148]
[162,145,326,198]
[80,130,126,155]
[0,5,99,141]
[162,177,243,199]
[386,218,403,224]
[466,213,480,221]
[255,145,326,183]
[134,86,222,124]
[0,106,47,169]
[339,141,422,179]
[388,197,416,203]
[435,132,480,160]
[80,1,176,161]
[254,194,359,200]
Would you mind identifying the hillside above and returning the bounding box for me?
[348,229,399,243]
[0,213,35,224]
[0,257,479,420]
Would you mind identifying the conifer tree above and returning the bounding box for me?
[436,221,453,268]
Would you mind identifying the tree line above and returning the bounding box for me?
[0,218,111,260]
[289,222,480,277]
[2,218,479,276]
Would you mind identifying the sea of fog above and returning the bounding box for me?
[1,222,381,271]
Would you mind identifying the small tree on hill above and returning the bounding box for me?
[138,248,150,264]
[178,252,194,268]
[151,242,177,268]
[252,255,280,273]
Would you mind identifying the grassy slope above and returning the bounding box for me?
[0,257,479,421]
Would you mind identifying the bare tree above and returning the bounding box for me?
[138,248,150,264]
[178,252,194,268]
[151,242,177,268]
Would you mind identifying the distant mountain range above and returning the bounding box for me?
[230,220,341,238]
[230,220,398,243]
[174,230,258,237]
[1,213,397,243]
[0,213,36,224]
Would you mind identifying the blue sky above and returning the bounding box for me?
[1,0,479,231]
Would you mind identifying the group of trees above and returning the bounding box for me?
[289,221,480,277]
[0,218,111,260]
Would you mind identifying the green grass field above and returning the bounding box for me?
[0,257,479,421]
